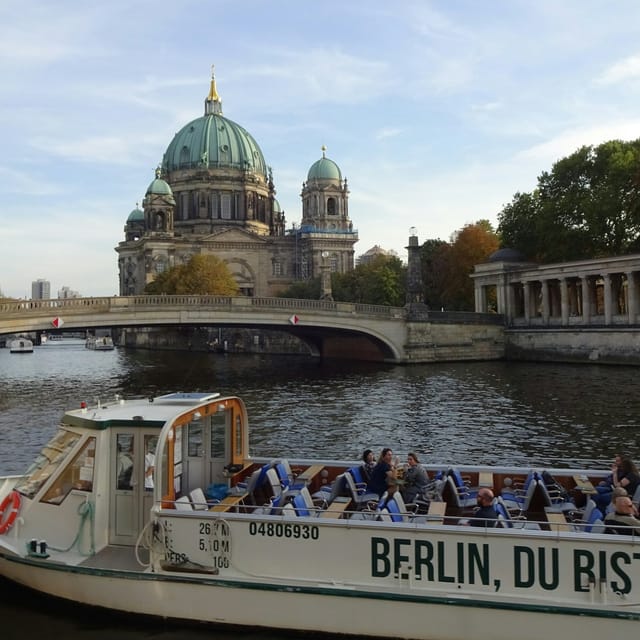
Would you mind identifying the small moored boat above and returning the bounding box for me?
[8,338,33,354]
[0,392,639,640]
[85,336,115,350]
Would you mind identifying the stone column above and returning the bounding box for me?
[523,281,531,323]
[506,283,516,324]
[581,276,591,324]
[541,279,550,324]
[627,271,637,324]
[474,283,486,313]
[603,273,612,325]
[560,278,569,325]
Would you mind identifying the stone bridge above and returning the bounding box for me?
[0,296,505,364]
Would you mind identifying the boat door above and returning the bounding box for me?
[109,430,157,545]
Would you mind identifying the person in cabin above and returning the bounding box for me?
[401,452,430,502]
[361,449,376,482]
[116,444,134,490]
[366,448,398,497]
[604,495,640,535]
[467,488,498,527]
[144,438,157,490]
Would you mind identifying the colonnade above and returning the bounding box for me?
[471,254,640,326]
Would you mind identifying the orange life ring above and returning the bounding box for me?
[0,491,21,534]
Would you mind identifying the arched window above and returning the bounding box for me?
[327,197,337,215]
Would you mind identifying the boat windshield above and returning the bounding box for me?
[14,428,81,498]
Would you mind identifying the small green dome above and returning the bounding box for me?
[273,198,282,213]
[146,170,174,197]
[307,153,342,182]
[127,206,144,222]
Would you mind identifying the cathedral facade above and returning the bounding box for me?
[116,71,358,297]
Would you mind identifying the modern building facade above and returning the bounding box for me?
[31,279,50,300]
[116,70,358,297]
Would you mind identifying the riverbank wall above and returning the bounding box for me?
[504,328,640,365]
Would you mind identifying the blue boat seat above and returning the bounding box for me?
[500,470,539,513]
[347,465,368,490]
[442,475,478,509]
[570,499,604,533]
[292,486,325,517]
[343,471,379,510]
[495,497,541,530]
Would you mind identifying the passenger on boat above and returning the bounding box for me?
[361,449,375,482]
[401,452,430,503]
[467,488,498,528]
[595,456,640,512]
[366,448,397,497]
[604,495,640,535]
[598,453,624,488]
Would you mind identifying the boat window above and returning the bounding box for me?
[116,434,134,489]
[172,428,183,494]
[235,414,242,457]
[14,429,82,498]
[210,413,225,458]
[41,437,97,504]
[188,422,203,457]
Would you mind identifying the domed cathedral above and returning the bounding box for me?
[116,68,358,297]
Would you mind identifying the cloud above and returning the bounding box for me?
[375,127,403,140]
[595,54,640,86]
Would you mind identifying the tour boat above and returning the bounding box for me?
[0,391,638,640]
[8,338,33,353]
[85,336,115,350]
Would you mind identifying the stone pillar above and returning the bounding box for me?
[541,279,550,324]
[522,281,531,322]
[627,271,637,324]
[405,230,424,305]
[603,273,612,325]
[506,283,516,324]
[581,276,591,324]
[560,278,569,325]
[474,283,486,313]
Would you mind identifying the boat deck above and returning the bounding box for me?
[79,545,149,572]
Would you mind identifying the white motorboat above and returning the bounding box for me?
[8,338,33,353]
[0,391,638,639]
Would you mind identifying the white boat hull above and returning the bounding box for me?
[0,549,636,640]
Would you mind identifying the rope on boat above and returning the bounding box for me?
[48,499,95,555]
[134,517,164,568]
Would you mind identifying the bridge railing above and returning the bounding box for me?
[0,295,408,319]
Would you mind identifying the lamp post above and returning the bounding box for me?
[406,227,424,305]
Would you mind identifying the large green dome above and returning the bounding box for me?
[162,114,268,178]
[307,150,342,182]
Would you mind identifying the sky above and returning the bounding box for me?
[2,1,640,298]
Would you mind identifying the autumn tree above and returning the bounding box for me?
[498,139,640,261]
[144,254,239,295]
[421,221,500,311]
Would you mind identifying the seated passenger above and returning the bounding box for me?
[465,489,498,527]
[361,449,375,482]
[595,456,640,512]
[604,495,640,535]
[366,448,397,497]
[401,452,430,503]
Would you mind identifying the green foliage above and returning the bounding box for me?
[144,254,239,295]
[332,254,406,306]
[277,278,321,299]
[498,139,640,261]
[276,254,406,306]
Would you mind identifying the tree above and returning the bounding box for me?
[421,222,500,311]
[277,254,406,306]
[498,139,640,261]
[332,254,406,306]
[144,254,239,295]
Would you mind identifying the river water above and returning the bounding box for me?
[1,339,639,638]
